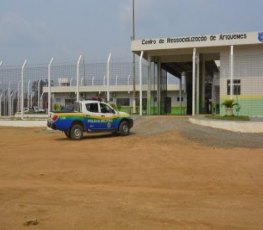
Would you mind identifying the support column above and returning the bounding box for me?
[147,56,151,115]
[139,51,144,116]
[157,60,161,115]
[192,48,196,116]
[201,55,206,113]
[179,75,182,115]
[196,52,200,114]
[230,46,234,99]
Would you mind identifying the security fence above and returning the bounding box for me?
[0,56,153,117]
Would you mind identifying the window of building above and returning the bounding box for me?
[177,97,184,102]
[86,103,99,113]
[116,98,130,106]
[227,80,241,95]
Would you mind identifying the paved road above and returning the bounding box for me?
[133,116,263,149]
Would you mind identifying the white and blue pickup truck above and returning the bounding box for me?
[47,100,133,140]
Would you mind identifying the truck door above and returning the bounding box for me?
[99,102,116,130]
[85,102,102,130]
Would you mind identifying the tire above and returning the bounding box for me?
[64,130,71,138]
[119,121,130,136]
[70,124,83,140]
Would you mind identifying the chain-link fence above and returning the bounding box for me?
[0,57,153,117]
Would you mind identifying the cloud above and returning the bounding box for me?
[0,12,50,46]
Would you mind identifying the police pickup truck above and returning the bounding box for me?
[47,100,133,140]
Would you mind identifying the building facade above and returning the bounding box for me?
[131,31,263,116]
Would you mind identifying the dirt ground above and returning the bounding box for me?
[0,117,263,230]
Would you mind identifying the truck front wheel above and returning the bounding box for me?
[70,124,83,140]
[119,121,130,136]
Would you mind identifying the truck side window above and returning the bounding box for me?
[100,103,114,114]
[86,103,99,113]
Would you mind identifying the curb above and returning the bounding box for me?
[189,118,263,133]
[0,120,47,127]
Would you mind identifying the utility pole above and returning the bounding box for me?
[132,0,136,113]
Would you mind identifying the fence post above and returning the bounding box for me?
[10,92,13,116]
[38,80,41,108]
[27,80,31,109]
[48,57,54,115]
[128,75,130,94]
[8,82,11,116]
[107,53,111,102]
[21,60,27,120]
[17,81,21,113]
[115,75,118,86]
[0,94,2,117]
[76,55,83,102]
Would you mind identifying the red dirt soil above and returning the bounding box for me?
[0,122,262,230]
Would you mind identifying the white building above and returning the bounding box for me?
[43,81,187,115]
[131,31,263,116]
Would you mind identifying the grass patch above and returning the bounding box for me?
[206,115,250,121]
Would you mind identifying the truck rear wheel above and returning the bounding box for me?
[119,121,130,136]
[70,124,83,140]
[64,130,71,138]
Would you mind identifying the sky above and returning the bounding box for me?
[0,0,263,65]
